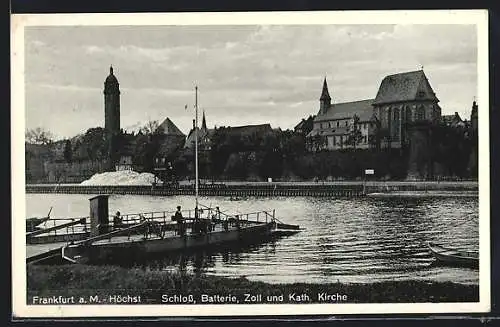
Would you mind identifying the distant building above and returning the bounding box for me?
[307,69,442,151]
[185,111,214,152]
[470,100,478,132]
[294,115,315,136]
[153,118,186,181]
[116,133,136,171]
[442,112,465,128]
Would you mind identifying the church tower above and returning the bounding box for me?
[319,77,331,115]
[471,100,478,132]
[104,66,120,170]
[201,110,207,130]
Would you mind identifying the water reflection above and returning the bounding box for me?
[25,194,480,284]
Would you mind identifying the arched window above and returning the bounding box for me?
[392,108,400,141]
[386,107,391,123]
[416,106,425,121]
[405,106,412,123]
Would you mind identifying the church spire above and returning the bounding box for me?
[320,77,331,101]
[201,110,207,130]
[110,65,114,75]
[319,77,331,115]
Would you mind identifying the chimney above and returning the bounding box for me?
[192,119,195,129]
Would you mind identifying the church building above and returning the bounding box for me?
[307,69,442,151]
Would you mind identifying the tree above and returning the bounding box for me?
[345,115,364,150]
[309,134,327,152]
[63,139,72,163]
[140,120,163,136]
[25,127,54,145]
[80,127,108,162]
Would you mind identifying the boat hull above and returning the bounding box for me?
[428,242,479,268]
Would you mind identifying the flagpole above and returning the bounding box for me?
[195,85,199,219]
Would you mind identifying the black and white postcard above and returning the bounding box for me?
[11,10,490,318]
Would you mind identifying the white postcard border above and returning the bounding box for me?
[11,9,490,318]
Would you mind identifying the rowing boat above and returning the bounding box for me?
[427,242,478,268]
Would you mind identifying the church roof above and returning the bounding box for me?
[157,118,185,136]
[373,70,438,105]
[315,99,375,123]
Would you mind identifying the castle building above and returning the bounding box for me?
[307,70,442,151]
[103,66,121,168]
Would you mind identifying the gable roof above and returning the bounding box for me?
[157,118,185,136]
[373,70,438,105]
[315,99,375,123]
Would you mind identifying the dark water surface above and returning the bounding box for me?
[25,194,479,284]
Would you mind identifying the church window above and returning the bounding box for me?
[345,120,348,127]
[333,136,336,145]
[394,108,399,121]
[416,106,425,121]
[337,121,339,127]
[405,106,412,123]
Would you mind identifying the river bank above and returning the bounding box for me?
[27,264,478,304]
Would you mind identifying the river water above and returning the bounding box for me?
[25,194,479,285]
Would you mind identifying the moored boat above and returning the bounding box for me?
[427,242,478,268]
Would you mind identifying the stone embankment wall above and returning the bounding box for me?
[26,181,478,197]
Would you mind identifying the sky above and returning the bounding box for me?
[24,24,478,139]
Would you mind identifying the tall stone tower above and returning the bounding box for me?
[104,66,120,170]
[471,100,478,132]
[319,77,331,115]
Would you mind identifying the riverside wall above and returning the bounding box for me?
[25,181,478,197]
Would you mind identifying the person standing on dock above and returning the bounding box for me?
[174,206,185,236]
[113,211,123,229]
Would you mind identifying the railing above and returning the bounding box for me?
[27,217,89,237]
[27,206,278,241]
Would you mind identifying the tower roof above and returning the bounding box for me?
[320,77,331,101]
[104,65,120,94]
